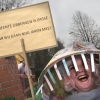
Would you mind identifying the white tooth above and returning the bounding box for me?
[80,76,84,78]
[90,53,95,72]
[44,75,54,91]
[81,54,88,70]
[54,64,62,80]
[79,75,86,79]
[71,55,79,71]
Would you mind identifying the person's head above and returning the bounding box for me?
[63,55,95,93]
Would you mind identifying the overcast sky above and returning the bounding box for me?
[23,0,100,47]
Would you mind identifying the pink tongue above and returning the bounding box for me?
[80,78,87,82]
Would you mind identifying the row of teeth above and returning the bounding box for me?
[71,54,95,72]
[78,75,88,80]
[62,54,95,77]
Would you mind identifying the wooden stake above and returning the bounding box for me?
[21,39,35,100]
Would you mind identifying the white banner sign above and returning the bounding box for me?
[0,2,57,57]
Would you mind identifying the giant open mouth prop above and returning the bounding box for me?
[35,42,100,99]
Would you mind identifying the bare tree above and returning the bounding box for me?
[0,0,33,11]
[70,11,100,49]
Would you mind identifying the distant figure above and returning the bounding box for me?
[18,62,37,97]
[18,62,34,77]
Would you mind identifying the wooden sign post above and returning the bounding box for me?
[21,39,35,100]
